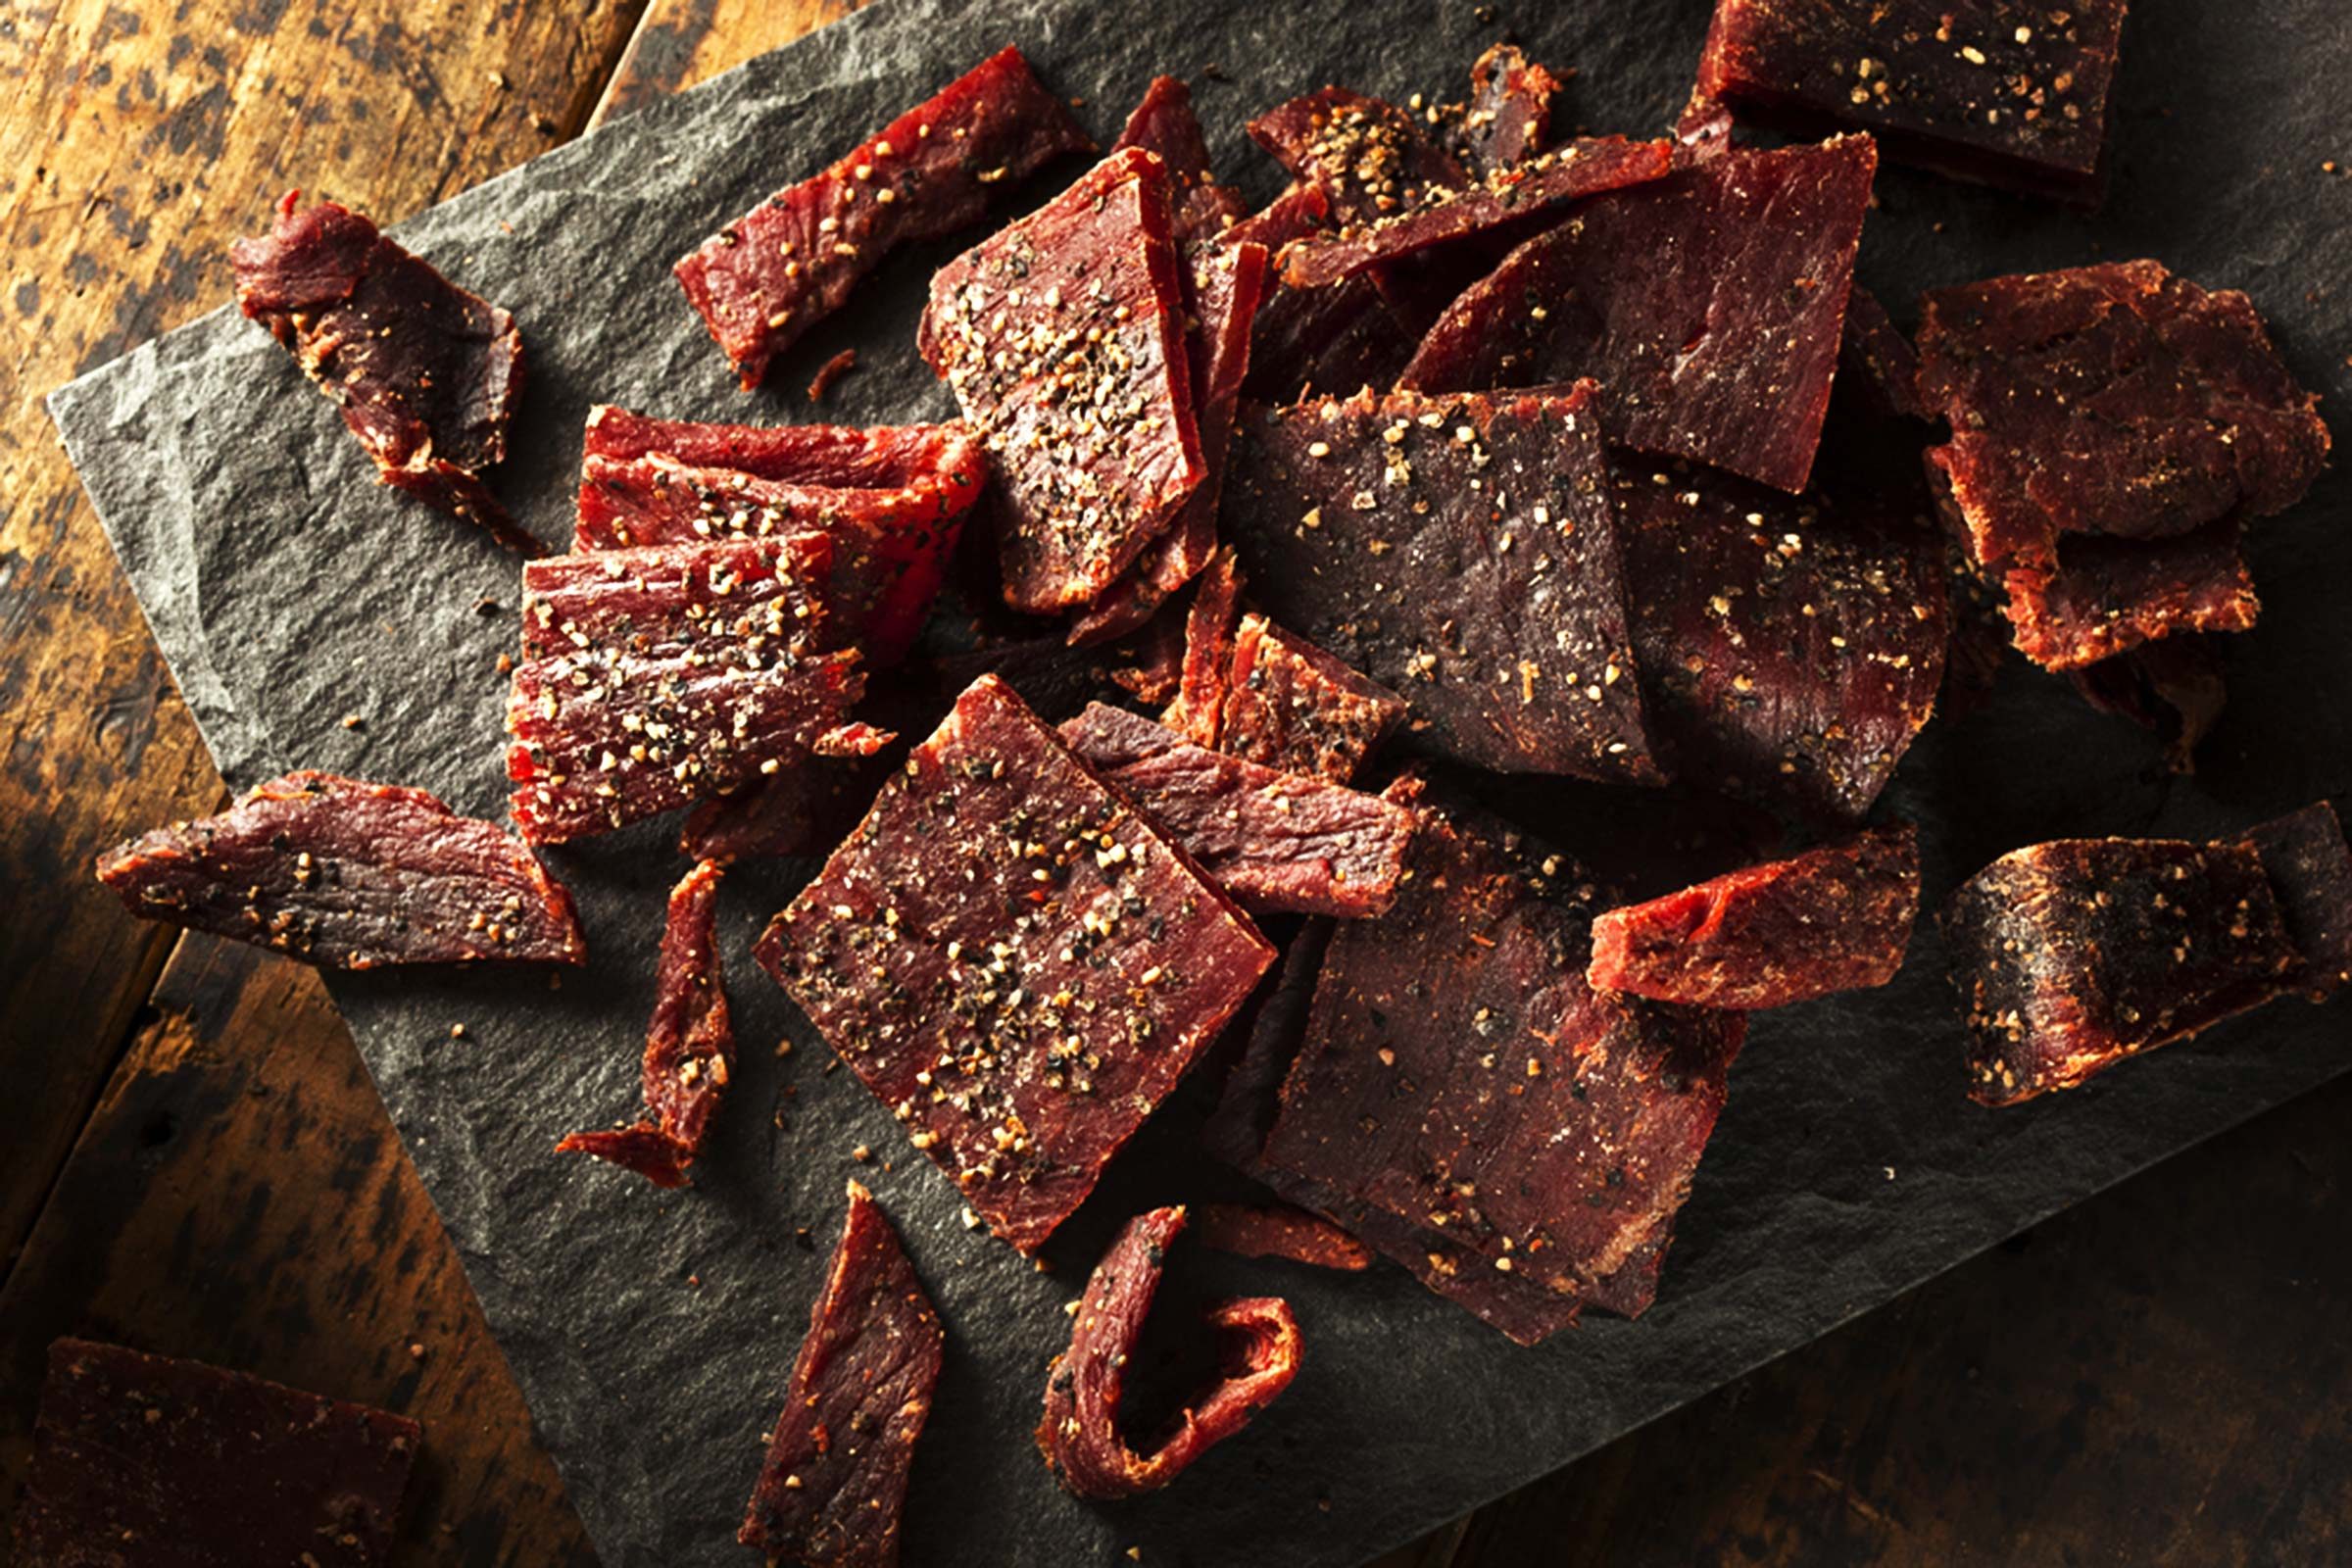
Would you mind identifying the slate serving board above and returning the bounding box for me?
[49,1,2352,1563]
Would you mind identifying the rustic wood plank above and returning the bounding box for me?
[589,0,864,130]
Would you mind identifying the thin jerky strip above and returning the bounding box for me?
[740,1182,943,1567]
[1037,1206,1302,1498]
[675,46,1091,389]
[1195,1202,1374,1271]
[1108,74,1249,249]
[1213,613,1407,785]
[2001,523,2260,672]
[97,770,584,968]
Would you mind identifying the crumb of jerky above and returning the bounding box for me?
[806,348,859,403]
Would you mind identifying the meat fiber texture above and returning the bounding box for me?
[2002,523,2260,671]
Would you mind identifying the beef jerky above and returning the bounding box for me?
[1056,703,1415,917]
[1400,137,1877,494]
[230,191,527,548]
[1695,0,2127,201]
[1612,460,1948,823]
[1918,260,2329,574]
[1109,74,1249,249]
[2001,522,2260,672]
[1102,594,1189,707]
[679,755,883,864]
[922,147,1207,614]
[807,348,859,404]
[2068,635,2230,775]
[505,536,864,842]
[1162,546,1251,747]
[96,770,584,968]
[1225,383,1660,782]
[1213,613,1408,785]
[1590,824,1920,1009]
[1037,1206,1302,1498]
[1248,88,1472,230]
[675,46,1091,389]
[1941,836,2302,1105]
[758,675,1274,1252]
[1452,43,1566,176]
[1201,918,1336,1171]
[2241,803,2352,1000]
[1195,1202,1374,1271]
[16,1339,418,1568]
[739,1182,943,1566]
[558,860,733,1187]
[1230,184,1414,404]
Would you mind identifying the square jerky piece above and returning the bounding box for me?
[16,1339,418,1568]
[96,770,585,968]
[1589,824,1920,1009]
[1399,136,1878,494]
[231,191,527,549]
[1918,260,2329,574]
[2240,802,2352,1000]
[506,536,864,843]
[2001,521,2260,671]
[1214,613,1409,785]
[1695,0,2127,201]
[758,674,1274,1252]
[740,1182,943,1567]
[674,46,1091,389]
[1940,835,2303,1105]
[1611,459,1948,824]
[921,146,1206,614]
[1224,383,1660,782]
[1056,702,1415,917]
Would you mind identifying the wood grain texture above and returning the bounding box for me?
[589,0,864,130]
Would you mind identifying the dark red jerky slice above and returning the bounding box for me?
[96,770,585,969]
[1037,1206,1302,1498]
[1109,75,1244,251]
[922,148,1208,615]
[1195,1202,1374,1271]
[1248,88,1471,230]
[1589,824,1920,1009]
[1162,546,1250,747]
[1214,613,1408,786]
[758,675,1275,1252]
[1398,136,1876,494]
[1918,260,2330,574]
[1453,43,1564,176]
[675,46,1090,389]
[1225,384,1660,782]
[2067,634,2229,775]
[1224,185,1412,405]
[740,1182,943,1567]
[517,534,836,660]
[2241,803,2352,1000]
[680,755,884,864]
[1056,703,1415,918]
[808,348,860,404]
[1940,836,2301,1105]
[1102,593,1189,707]
[1695,0,2126,201]
[1612,460,1948,824]
[230,191,527,548]
[1840,284,1927,422]
[552,1123,692,1187]
[1201,917,1335,1171]
[2001,522,2260,671]
[17,1339,419,1568]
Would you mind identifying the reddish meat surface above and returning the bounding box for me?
[678,755,883,864]
[739,1182,943,1567]
[1162,547,1252,746]
[1211,614,1408,786]
[231,191,527,548]
[674,46,1090,389]
[757,675,1274,1252]
[1249,88,1472,230]
[17,1339,418,1568]
[1590,825,1920,1008]
[2001,523,2260,671]
[1109,74,1249,249]
[1101,594,1191,707]
[1452,43,1565,175]
[1230,183,1414,404]
[1195,1202,1375,1271]
[97,770,584,968]
[1200,918,1336,1172]
[1037,1207,1302,1498]
[2242,803,2352,1000]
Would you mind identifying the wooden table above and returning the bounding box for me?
[1,4,2344,1563]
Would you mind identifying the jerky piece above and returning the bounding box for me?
[1695,0,2126,201]
[1941,836,2301,1105]
[1229,184,1414,404]
[1453,43,1565,175]
[1195,1202,1374,1271]
[97,770,584,968]
[1400,137,1877,494]
[740,1182,943,1566]
[1057,703,1415,917]
[1201,918,1335,1171]
[922,147,1207,613]
[1162,547,1250,746]
[1918,260,2330,573]
[231,191,527,548]
[1102,594,1189,707]
[675,46,1091,388]
[1840,284,1927,422]
[679,755,882,864]
[758,675,1274,1252]
[2241,803,2352,1000]
[2001,522,2260,671]
[1037,1206,1302,1498]
[1225,384,1660,782]
[1110,74,1249,249]
[17,1339,418,1567]
[1248,88,1471,229]
[2068,635,2229,774]
[1589,825,1920,1009]
[1612,460,1948,823]
[1214,613,1408,785]
[558,860,733,1187]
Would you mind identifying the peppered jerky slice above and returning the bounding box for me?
[231,191,527,549]
[1214,613,1409,785]
[1108,74,1250,249]
[922,146,1207,614]
[2000,522,2260,671]
[96,771,584,969]
[1231,184,1415,404]
[1612,460,1947,824]
[16,1339,418,1568]
[1195,1202,1374,1271]
[675,46,1091,389]
[1225,383,1659,782]
[1248,88,1473,230]
[1918,260,2329,574]
[558,860,732,1187]
[758,675,1274,1252]
[1941,836,2303,1105]
[1037,1206,1302,1498]
[739,1182,942,1567]
[1590,824,1919,1009]
[1057,703,1415,917]
[1695,0,2126,201]
[2241,803,2352,1000]
[1162,547,1251,747]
